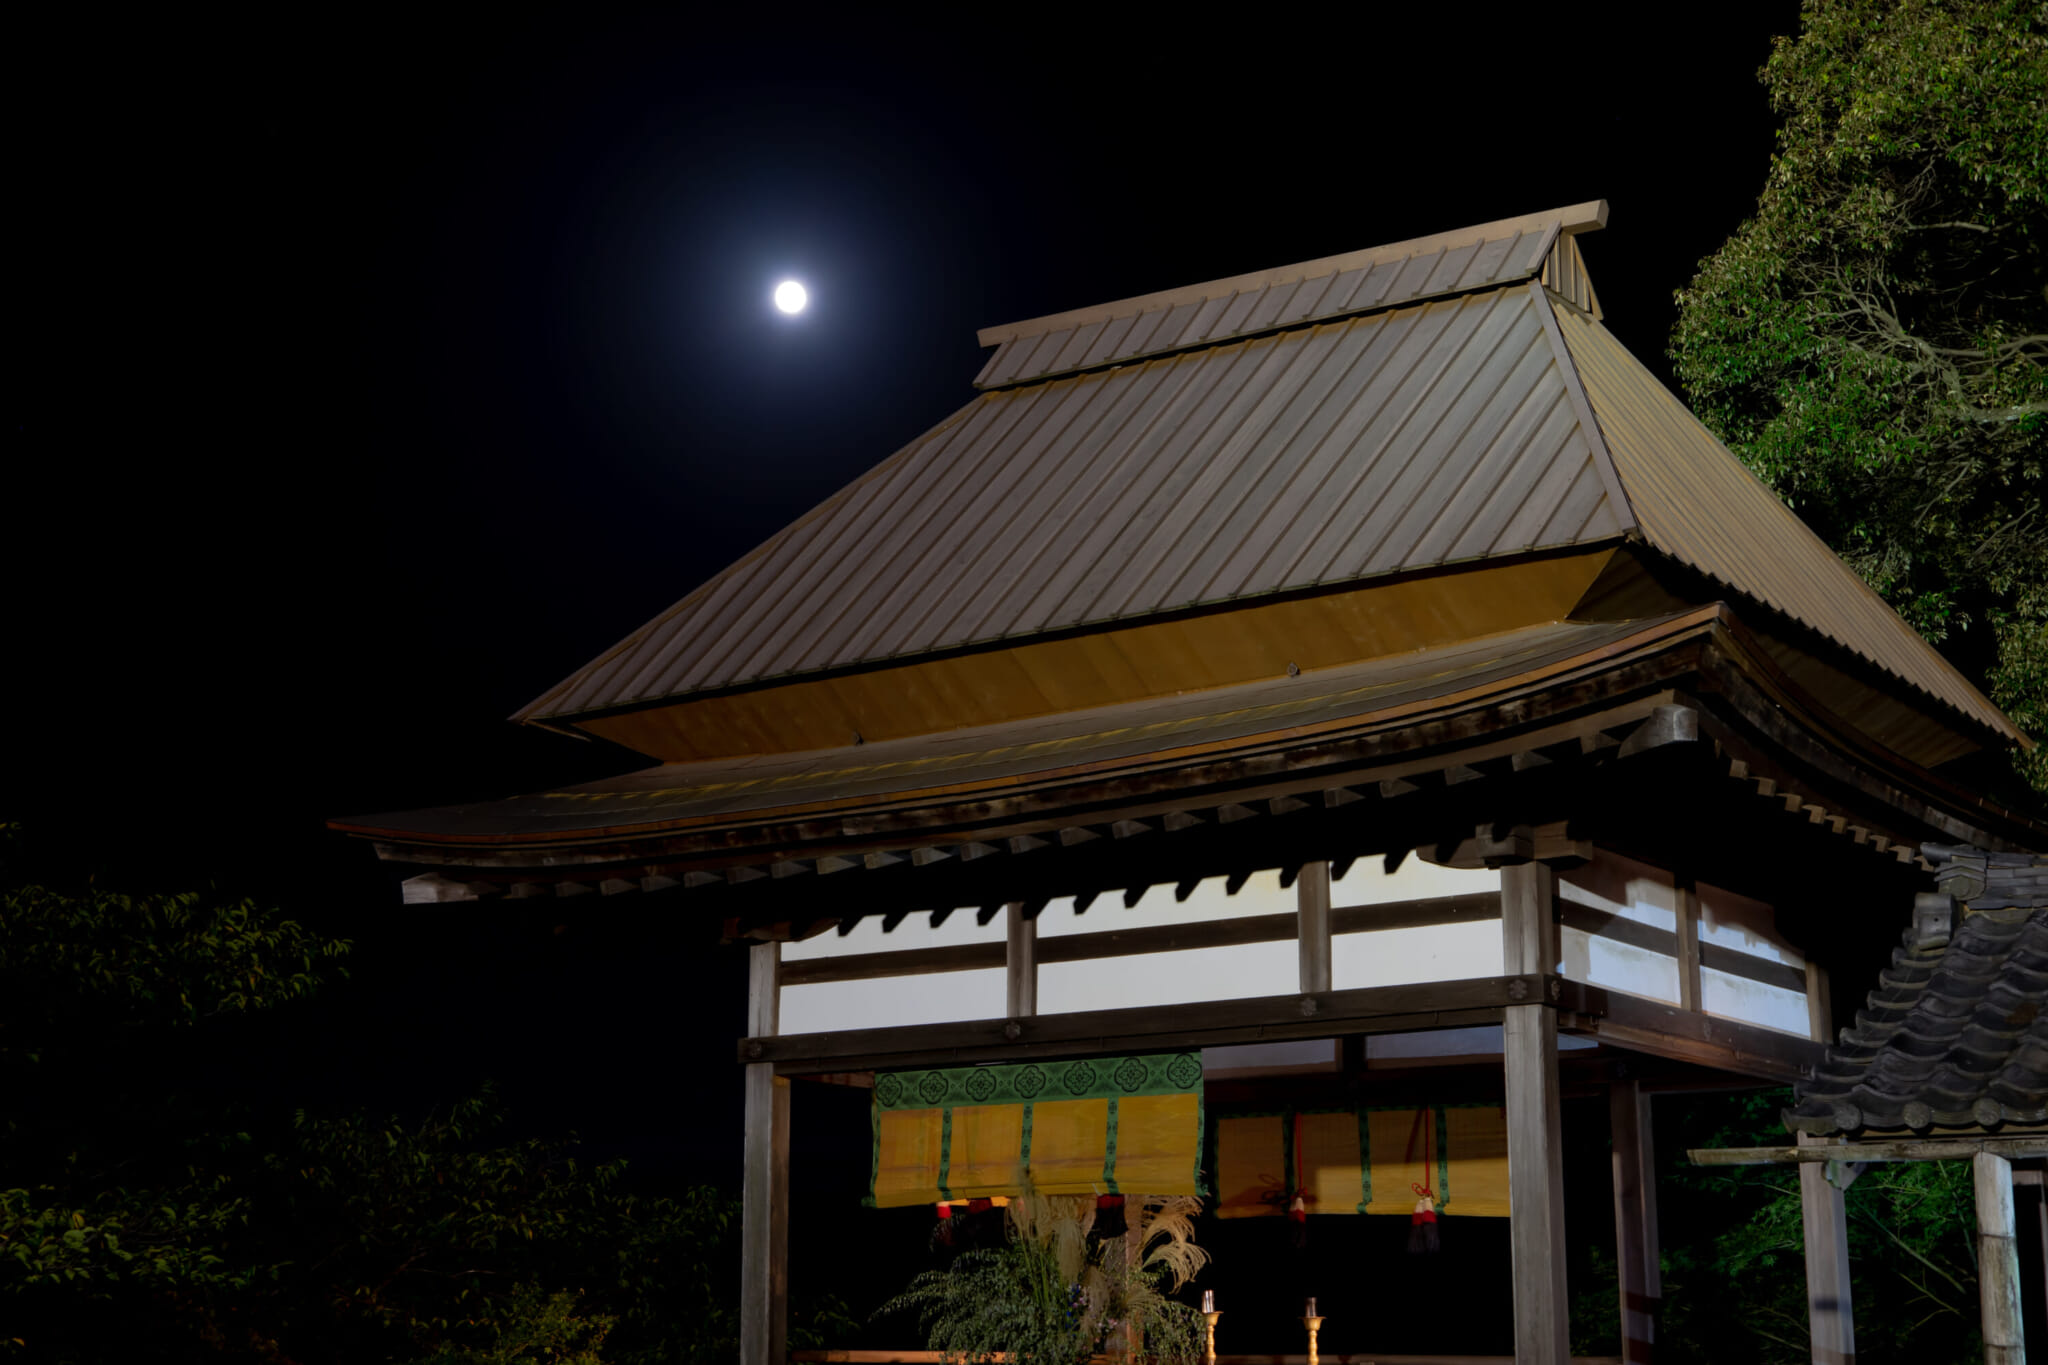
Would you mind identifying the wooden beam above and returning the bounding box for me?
[1797,1132,1856,1365]
[1005,902,1036,1018]
[1506,994,1570,1365]
[1975,1151,2025,1365]
[778,893,1502,985]
[1563,990,1824,1082]
[740,944,789,1365]
[1805,961,1833,1043]
[1299,861,1332,993]
[1558,901,1809,994]
[1690,1138,2048,1165]
[1609,1079,1660,1365]
[1673,881,1701,1012]
[743,975,1560,1072]
[1501,859,1558,976]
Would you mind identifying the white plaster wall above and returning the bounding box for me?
[1699,882,1803,966]
[1038,938,1297,1014]
[778,968,1007,1035]
[1701,967,1811,1036]
[1332,920,1505,989]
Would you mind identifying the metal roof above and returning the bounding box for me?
[521,283,1625,721]
[359,615,1676,844]
[1549,310,2021,742]
[970,203,1606,390]
[516,205,2018,753]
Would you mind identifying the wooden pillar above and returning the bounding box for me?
[1673,881,1701,1012]
[1502,862,1569,1365]
[1609,1078,1661,1363]
[1976,1151,2026,1365]
[741,942,790,1365]
[1804,961,1833,1043]
[1298,861,1332,994]
[1005,902,1037,1018]
[1797,1132,1855,1365]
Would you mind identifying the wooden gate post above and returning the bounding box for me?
[1975,1151,2026,1365]
[1502,862,1569,1365]
[741,942,790,1365]
[1797,1132,1855,1364]
[1609,1078,1661,1363]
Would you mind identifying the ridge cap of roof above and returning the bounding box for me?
[975,201,1609,349]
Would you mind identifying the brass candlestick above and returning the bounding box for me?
[1299,1314,1325,1365]
[1201,1310,1222,1362]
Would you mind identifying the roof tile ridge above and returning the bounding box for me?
[1524,281,1638,539]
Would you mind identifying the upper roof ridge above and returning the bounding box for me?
[971,202,1609,391]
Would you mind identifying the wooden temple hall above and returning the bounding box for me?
[337,202,2048,1363]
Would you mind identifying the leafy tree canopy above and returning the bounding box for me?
[0,831,844,1362]
[1670,0,2048,789]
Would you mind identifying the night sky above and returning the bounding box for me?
[12,4,1806,1346]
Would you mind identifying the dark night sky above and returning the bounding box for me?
[10,3,1802,1211]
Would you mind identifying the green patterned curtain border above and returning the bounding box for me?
[873,1052,1202,1112]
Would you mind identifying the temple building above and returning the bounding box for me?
[336,202,2047,1363]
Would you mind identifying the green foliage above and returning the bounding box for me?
[1670,0,2048,789]
[880,1191,1206,1363]
[1655,1090,1987,1364]
[0,844,837,1363]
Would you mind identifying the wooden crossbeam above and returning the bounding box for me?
[1691,1138,2048,1165]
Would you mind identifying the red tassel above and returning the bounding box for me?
[1407,1194,1439,1255]
[1095,1193,1127,1238]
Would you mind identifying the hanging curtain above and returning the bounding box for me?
[1212,1104,1511,1219]
[869,1053,1205,1207]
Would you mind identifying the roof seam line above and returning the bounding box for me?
[978,273,1557,397]
[1527,280,1637,535]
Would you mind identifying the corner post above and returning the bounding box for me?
[1797,1132,1855,1364]
[1005,902,1037,1018]
[741,942,789,1365]
[1609,1077,1661,1363]
[1502,861,1568,1365]
[1975,1151,2026,1365]
[1298,861,1332,994]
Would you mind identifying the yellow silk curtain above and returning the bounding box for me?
[1213,1105,1510,1219]
[873,1093,1202,1208]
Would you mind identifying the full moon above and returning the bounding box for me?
[773,280,808,314]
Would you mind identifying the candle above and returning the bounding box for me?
[1305,1297,1317,1317]
[1202,1290,1214,1313]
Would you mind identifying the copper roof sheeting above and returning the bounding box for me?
[970,203,1603,390]
[371,615,1674,845]
[1550,311,2020,742]
[516,205,2017,753]
[521,284,1626,721]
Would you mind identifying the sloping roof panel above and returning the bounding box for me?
[1550,309,2020,742]
[520,286,1626,721]
[970,207,1596,390]
[372,616,1677,844]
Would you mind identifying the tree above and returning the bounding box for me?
[1670,0,2048,790]
[0,830,846,1361]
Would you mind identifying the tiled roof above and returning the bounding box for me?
[1788,849,2048,1135]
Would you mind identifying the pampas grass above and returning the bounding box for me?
[878,1188,1207,1363]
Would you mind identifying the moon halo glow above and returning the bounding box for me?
[773,280,808,315]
